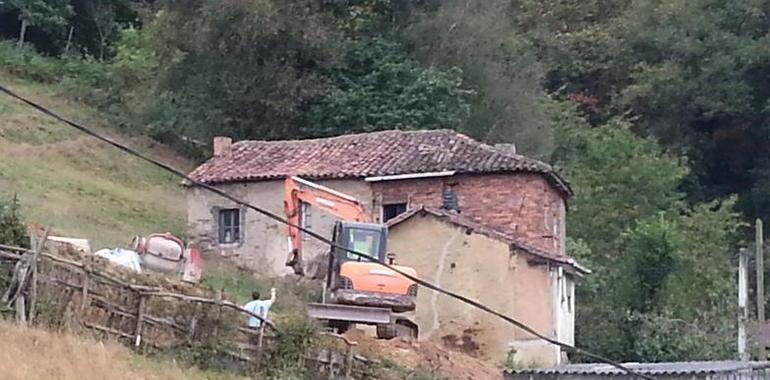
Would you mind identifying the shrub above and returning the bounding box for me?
[0,40,116,107]
[264,316,321,377]
[0,195,28,248]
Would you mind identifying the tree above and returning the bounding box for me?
[64,0,140,57]
[608,0,770,220]
[303,37,473,137]
[82,0,114,60]
[618,201,738,361]
[4,0,73,48]
[513,0,770,222]
[0,195,28,248]
[550,101,740,361]
[139,0,337,148]
[550,101,686,254]
[408,0,553,158]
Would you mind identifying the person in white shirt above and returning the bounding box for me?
[244,287,276,328]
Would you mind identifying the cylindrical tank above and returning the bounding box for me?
[134,233,185,274]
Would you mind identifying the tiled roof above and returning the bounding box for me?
[186,130,571,196]
[505,361,770,376]
[387,207,590,275]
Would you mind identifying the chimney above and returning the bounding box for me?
[494,143,517,156]
[213,136,232,157]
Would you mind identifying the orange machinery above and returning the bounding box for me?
[284,176,418,338]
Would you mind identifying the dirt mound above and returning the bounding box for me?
[345,329,502,380]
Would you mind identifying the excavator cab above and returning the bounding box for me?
[326,220,417,313]
[286,176,419,337]
[332,221,387,263]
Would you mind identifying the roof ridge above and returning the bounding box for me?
[440,131,554,170]
[188,129,573,197]
[232,128,457,146]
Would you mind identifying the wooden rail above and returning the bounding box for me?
[0,237,367,378]
[0,238,273,367]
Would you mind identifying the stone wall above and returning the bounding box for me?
[386,214,562,366]
[185,172,567,275]
[186,179,373,276]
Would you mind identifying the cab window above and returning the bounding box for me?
[346,229,380,261]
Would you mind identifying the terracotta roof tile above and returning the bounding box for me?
[187,129,571,195]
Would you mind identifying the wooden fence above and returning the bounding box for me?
[0,234,369,379]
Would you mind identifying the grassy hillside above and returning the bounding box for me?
[0,72,191,249]
[0,321,243,380]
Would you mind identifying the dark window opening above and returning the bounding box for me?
[383,203,407,222]
[219,208,241,244]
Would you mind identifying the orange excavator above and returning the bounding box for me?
[284,176,419,338]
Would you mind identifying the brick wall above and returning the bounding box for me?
[187,172,568,274]
[372,173,567,255]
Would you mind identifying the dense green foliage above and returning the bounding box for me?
[0,195,28,247]
[552,103,740,361]
[0,0,762,363]
[0,0,138,56]
[513,0,770,218]
[304,37,472,136]
[3,0,73,39]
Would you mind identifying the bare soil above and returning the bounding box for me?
[345,329,503,380]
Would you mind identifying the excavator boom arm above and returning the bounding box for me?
[284,176,370,273]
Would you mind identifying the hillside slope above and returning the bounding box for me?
[0,321,243,380]
[0,72,191,248]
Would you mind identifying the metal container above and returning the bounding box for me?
[134,233,185,274]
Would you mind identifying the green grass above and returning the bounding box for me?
[0,71,189,248]
[201,262,265,304]
[200,255,321,314]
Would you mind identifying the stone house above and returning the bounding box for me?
[184,129,587,364]
[387,207,587,366]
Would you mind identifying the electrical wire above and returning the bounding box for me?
[0,83,656,380]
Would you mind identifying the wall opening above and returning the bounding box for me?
[218,208,241,244]
[382,203,407,222]
[301,201,312,241]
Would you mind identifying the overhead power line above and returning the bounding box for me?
[0,83,655,380]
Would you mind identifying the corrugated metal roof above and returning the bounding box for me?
[507,361,770,376]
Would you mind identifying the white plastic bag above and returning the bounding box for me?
[94,248,143,273]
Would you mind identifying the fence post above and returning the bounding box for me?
[254,323,265,370]
[739,247,750,361]
[28,227,50,325]
[344,344,353,380]
[6,248,34,326]
[327,348,335,379]
[757,219,766,360]
[134,294,146,350]
[212,289,223,339]
[15,294,26,326]
[187,304,198,344]
[79,262,90,320]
